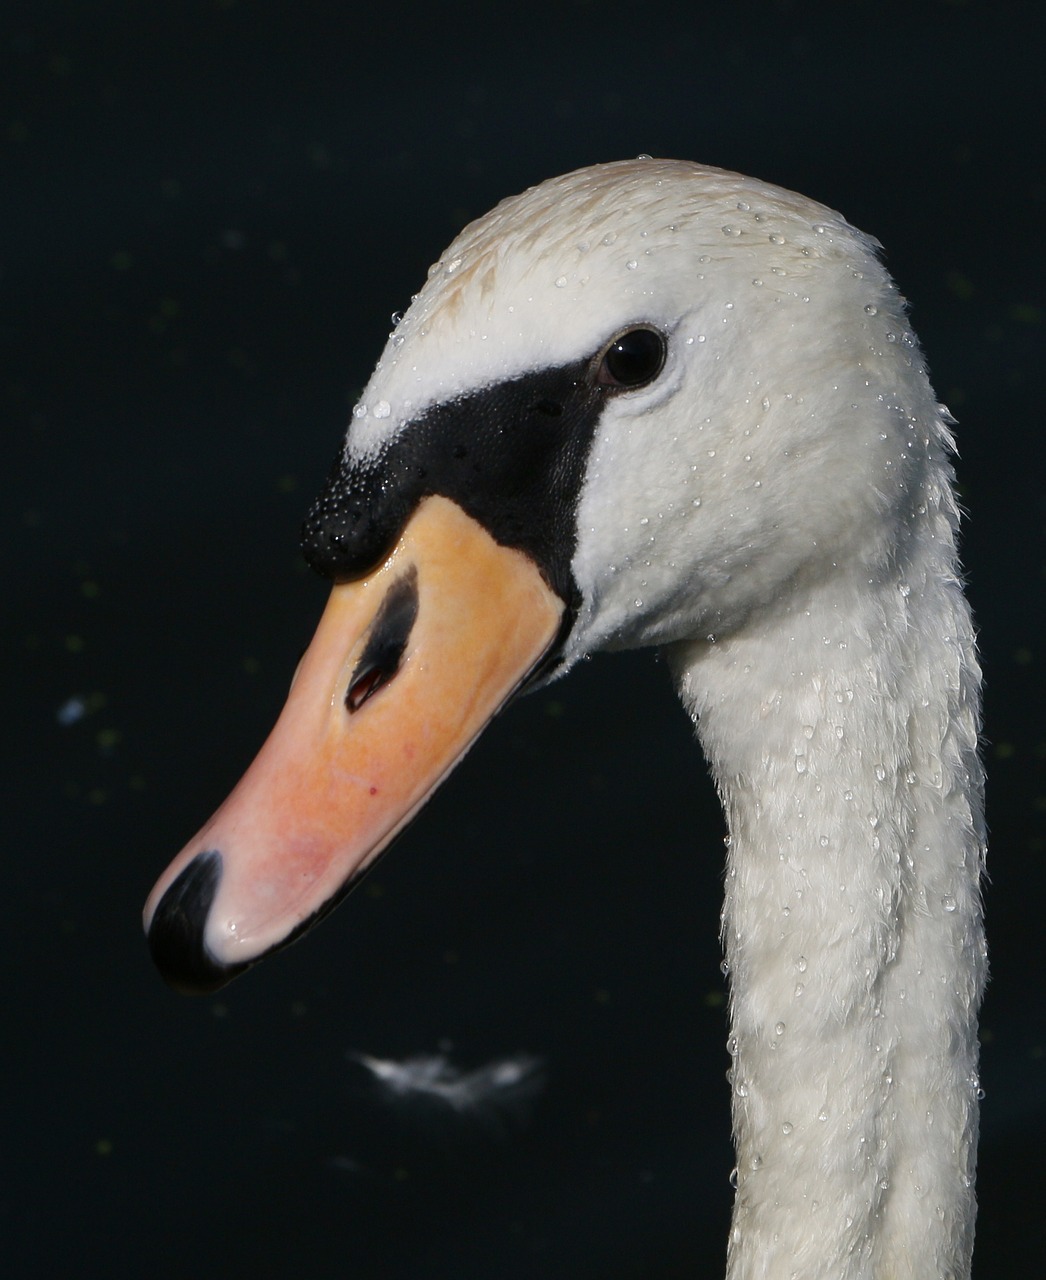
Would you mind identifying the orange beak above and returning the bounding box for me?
[143,496,565,992]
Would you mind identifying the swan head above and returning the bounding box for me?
[144,159,947,990]
[308,158,943,661]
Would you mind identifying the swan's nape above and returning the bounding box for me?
[144,159,985,1278]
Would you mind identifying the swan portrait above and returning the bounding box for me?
[144,159,985,1279]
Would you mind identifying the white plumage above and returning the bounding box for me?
[350,159,986,1278]
[147,158,985,1278]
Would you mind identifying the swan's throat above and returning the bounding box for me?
[671,563,985,1280]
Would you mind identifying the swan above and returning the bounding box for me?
[144,159,986,1278]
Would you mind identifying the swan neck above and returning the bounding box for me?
[671,556,985,1279]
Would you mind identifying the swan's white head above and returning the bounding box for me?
[144,159,952,990]
[334,158,946,662]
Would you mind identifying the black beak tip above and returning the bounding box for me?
[146,850,248,994]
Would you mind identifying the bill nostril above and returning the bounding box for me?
[345,665,392,712]
[345,568,419,714]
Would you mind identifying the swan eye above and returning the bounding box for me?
[597,327,666,390]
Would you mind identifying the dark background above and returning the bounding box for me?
[3,1,1043,1276]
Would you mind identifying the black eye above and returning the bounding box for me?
[597,327,666,390]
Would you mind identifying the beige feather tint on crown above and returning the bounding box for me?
[144,496,563,991]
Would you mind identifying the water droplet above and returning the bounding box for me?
[554,275,567,288]
[818,1108,828,1122]
[802,724,814,740]
[794,982,805,997]
[864,304,878,316]
[795,756,807,775]
[372,400,391,419]
[625,259,638,270]
[721,225,741,237]
[781,1121,794,1135]
[736,1080,749,1098]
[636,152,653,160]
[353,403,368,419]
[774,1022,786,1037]
[752,278,763,287]
[796,955,808,973]
[875,764,887,782]
[390,311,403,327]
[729,1166,739,1189]
[692,497,702,507]
[886,331,897,343]
[942,894,957,913]
[819,835,829,848]
[769,233,785,245]
[444,256,463,276]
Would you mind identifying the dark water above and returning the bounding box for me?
[4,3,1043,1275]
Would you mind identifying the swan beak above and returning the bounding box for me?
[143,495,564,993]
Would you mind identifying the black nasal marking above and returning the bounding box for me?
[301,356,606,620]
[147,850,247,994]
[346,569,419,713]
[531,398,562,416]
